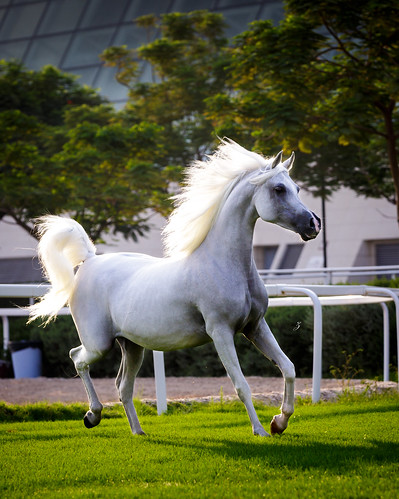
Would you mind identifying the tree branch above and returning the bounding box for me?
[3,208,37,239]
[353,123,388,139]
[321,17,361,65]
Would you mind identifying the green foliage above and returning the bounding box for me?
[54,105,176,242]
[329,349,365,387]
[319,304,393,379]
[366,276,399,288]
[0,61,179,243]
[0,402,123,422]
[4,3,398,246]
[1,395,398,498]
[3,3,399,245]
[207,0,398,213]
[101,11,230,163]
[0,61,103,126]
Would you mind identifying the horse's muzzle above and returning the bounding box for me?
[300,212,321,241]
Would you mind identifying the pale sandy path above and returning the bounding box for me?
[1,376,395,405]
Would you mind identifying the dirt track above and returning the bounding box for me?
[1,376,396,406]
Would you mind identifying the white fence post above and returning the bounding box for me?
[281,286,323,403]
[1,315,9,352]
[380,303,390,382]
[153,350,167,414]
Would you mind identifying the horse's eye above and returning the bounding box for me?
[274,185,286,194]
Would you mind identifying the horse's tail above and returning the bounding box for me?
[28,216,96,325]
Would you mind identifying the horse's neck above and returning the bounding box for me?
[199,177,258,275]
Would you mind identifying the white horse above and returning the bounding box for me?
[29,139,320,437]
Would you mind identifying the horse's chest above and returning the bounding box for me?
[209,282,266,332]
[240,290,266,330]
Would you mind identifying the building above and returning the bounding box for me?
[0,0,284,107]
[0,0,397,283]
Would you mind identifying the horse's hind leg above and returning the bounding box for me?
[115,337,146,435]
[246,319,295,435]
[70,344,110,428]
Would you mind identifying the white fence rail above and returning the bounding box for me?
[259,265,399,285]
[1,281,398,409]
[266,284,399,401]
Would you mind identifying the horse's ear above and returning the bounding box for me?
[271,151,283,169]
[281,152,295,171]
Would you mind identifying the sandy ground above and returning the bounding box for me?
[0,376,396,406]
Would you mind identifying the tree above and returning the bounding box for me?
[0,61,178,242]
[55,104,177,242]
[101,10,230,163]
[206,0,399,223]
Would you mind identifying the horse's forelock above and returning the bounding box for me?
[249,163,289,186]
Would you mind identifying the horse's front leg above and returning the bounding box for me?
[246,319,295,435]
[210,326,270,437]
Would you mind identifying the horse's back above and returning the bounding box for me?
[72,252,166,306]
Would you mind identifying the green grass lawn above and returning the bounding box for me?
[1,392,398,498]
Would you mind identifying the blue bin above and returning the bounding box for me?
[8,341,42,379]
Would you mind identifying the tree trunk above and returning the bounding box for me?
[381,101,399,225]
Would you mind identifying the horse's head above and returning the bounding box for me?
[251,152,321,241]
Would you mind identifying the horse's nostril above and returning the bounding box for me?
[309,218,315,229]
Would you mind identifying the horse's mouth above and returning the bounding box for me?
[300,231,318,241]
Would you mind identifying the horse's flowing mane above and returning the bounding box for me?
[162,139,282,258]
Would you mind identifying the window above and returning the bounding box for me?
[278,244,304,269]
[94,66,129,101]
[81,0,126,28]
[258,1,284,23]
[0,258,42,284]
[63,28,114,67]
[217,0,255,6]
[376,243,399,266]
[0,39,28,59]
[172,0,215,12]
[253,245,278,270]
[125,0,164,19]
[37,0,85,35]
[0,3,46,40]
[73,67,98,87]
[24,35,70,70]
[220,6,260,37]
[113,24,149,50]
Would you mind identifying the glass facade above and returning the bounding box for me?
[0,0,284,105]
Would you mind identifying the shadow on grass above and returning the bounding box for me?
[0,401,125,423]
[147,431,399,472]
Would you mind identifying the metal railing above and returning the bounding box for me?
[1,282,398,408]
[259,265,399,285]
[265,284,399,401]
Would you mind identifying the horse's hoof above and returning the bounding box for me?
[135,429,147,436]
[84,411,101,429]
[253,426,270,437]
[84,415,95,429]
[270,416,284,435]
